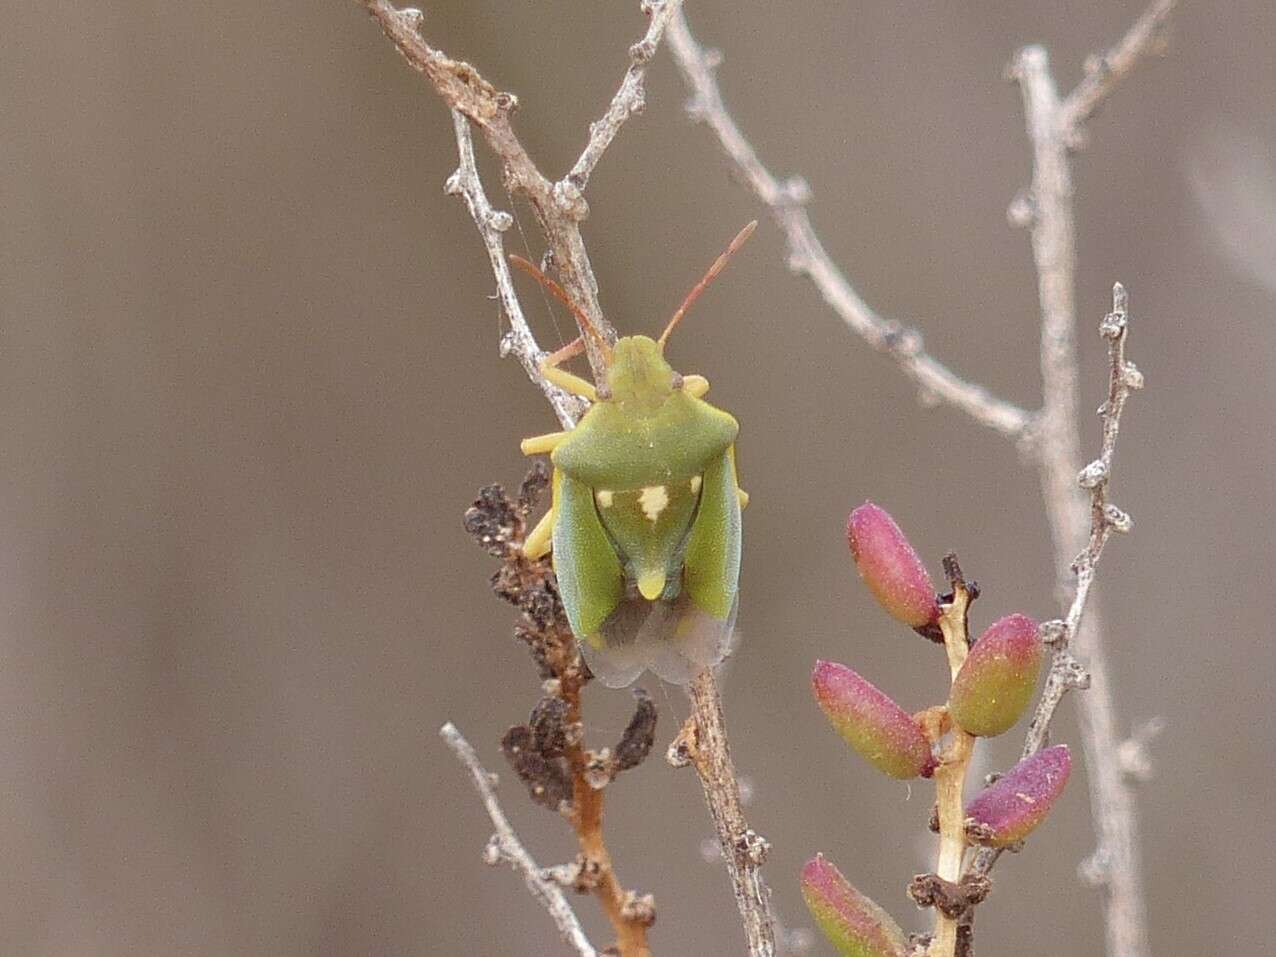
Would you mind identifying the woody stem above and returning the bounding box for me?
[932,578,974,957]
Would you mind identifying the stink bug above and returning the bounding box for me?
[512,223,756,687]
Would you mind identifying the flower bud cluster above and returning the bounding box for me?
[802,502,1070,952]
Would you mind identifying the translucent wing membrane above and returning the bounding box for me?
[581,590,739,688]
[556,447,743,688]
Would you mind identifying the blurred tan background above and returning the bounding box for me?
[2,1,1273,954]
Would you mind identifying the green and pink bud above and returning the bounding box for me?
[801,854,907,957]
[965,745,1071,847]
[949,614,1043,737]
[847,502,940,633]
[812,661,936,779]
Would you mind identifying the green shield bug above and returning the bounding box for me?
[512,222,756,687]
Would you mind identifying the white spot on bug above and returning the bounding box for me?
[595,489,614,508]
[638,485,669,523]
[689,476,702,495]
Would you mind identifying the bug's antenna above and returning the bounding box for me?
[658,220,758,348]
[509,255,612,361]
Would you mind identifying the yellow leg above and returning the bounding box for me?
[738,489,749,509]
[522,507,554,559]
[542,363,597,402]
[539,338,598,402]
[683,374,710,398]
[521,431,569,456]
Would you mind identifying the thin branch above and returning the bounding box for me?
[1003,6,1173,949]
[1057,0,1180,144]
[361,7,769,953]
[973,283,1142,873]
[446,111,586,428]
[356,0,616,375]
[669,670,777,957]
[931,569,976,957]
[566,0,685,191]
[561,678,655,956]
[439,721,598,957]
[664,12,1034,443]
[668,5,1174,956]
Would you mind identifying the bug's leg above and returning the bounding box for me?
[521,431,569,456]
[522,506,555,559]
[682,374,710,399]
[540,337,598,402]
[737,489,749,509]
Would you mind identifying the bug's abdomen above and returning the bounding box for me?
[593,477,701,601]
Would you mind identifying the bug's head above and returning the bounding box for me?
[508,221,757,405]
[604,335,675,409]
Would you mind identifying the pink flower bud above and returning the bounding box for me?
[812,661,936,779]
[801,855,907,957]
[847,502,940,630]
[965,745,1071,847]
[949,614,1043,737]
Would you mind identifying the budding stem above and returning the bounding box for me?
[931,576,975,957]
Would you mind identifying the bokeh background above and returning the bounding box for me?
[3,2,1273,954]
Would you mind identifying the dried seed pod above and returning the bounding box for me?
[965,745,1071,847]
[846,502,940,630]
[812,661,936,779]
[949,613,1043,737]
[801,854,907,957]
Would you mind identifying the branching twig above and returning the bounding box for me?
[669,670,777,957]
[567,0,685,191]
[356,0,616,375]
[665,12,1034,443]
[972,283,1142,873]
[440,721,598,957]
[1006,7,1171,951]
[467,479,655,956]
[668,5,1174,956]
[1057,0,1179,145]
[445,111,585,429]
[360,4,777,952]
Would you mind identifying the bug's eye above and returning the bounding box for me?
[670,372,684,390]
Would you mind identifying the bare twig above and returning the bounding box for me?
[665,12,1033,443]
[468,482,654,956]
[356,0,616,374]
[445,111,586,429]
[930,565,976,957]
[562,678,655,956]
[670,670,777,957]
[1057,0,1179,144]
[1006,6,1171,948]
[668,5,1174,956]
[973,283,1142,871]
[567,0,685,191]
[1062,282,1141,664]
[440,721,598,957]
[361,5,773,952]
